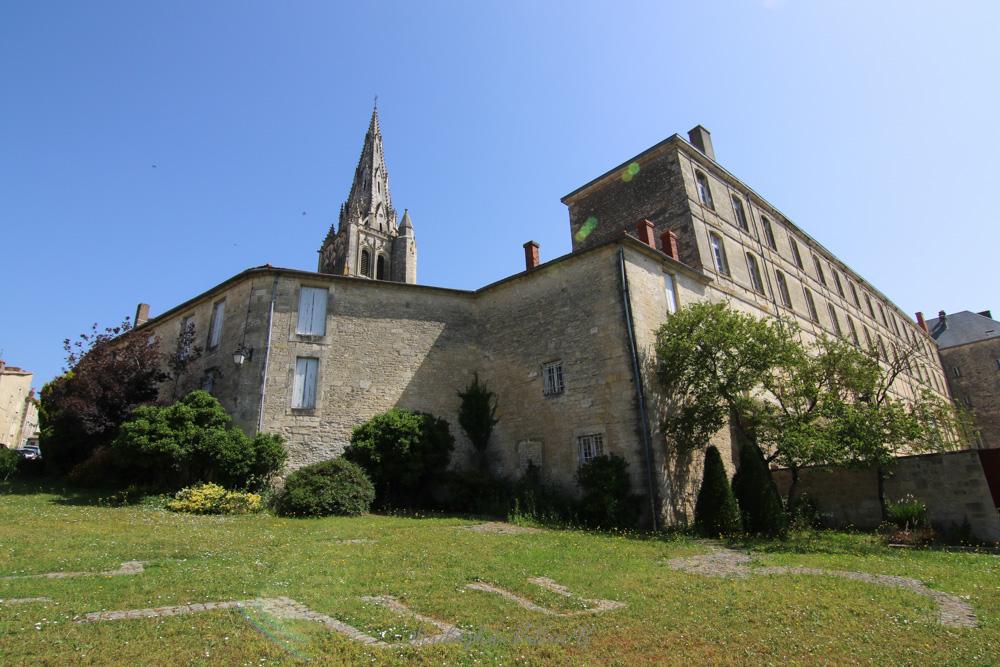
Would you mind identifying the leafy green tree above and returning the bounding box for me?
[343,408,454,508]
[694,446,741,537]
[113,391,286,490]
[457,373,499,473]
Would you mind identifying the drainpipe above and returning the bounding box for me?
[256,275,279,433]
[618,246,659,530]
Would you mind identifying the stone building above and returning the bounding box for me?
[926,309,1000,448]
[0,361,38,449]
[132,114,950,526]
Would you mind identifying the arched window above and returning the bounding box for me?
[360,249,371,278]
[376,254,387,280]
[695,171,714,208]
[745,252,765,294]
[709,232,729,276]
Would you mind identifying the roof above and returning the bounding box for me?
[926,310,1000,349]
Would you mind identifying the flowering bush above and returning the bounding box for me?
[885,494,927,530]
[166,483,262,515]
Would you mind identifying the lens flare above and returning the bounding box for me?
[621,162,640,182]
[575,217,598,242]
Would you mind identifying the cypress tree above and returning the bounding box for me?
[732,442,787,537]
[694,446,741,537]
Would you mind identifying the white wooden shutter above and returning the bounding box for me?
[209,300,225,347]
[292,358,307,407]
[310,288,327,335]
[297,289,313,334]
[303,358,318,408]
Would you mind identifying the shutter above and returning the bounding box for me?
[297,288,313,333]
[304,359,318,408]
[292,358,306,407]
[311,289,326,335]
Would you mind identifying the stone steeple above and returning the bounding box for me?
[318,106,416,283]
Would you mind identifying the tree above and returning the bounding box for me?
[166,319,202,399]
[731,441,787,537]
[694,446,741,537]
[40,319,167,475]
[457,373,499,474]
[576,454,641,529]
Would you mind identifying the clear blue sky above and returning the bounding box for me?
[2,1,998,388]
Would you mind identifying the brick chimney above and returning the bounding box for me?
[134,303,150,326]
[523,241,540,270]
[915,311,928,333]
[636,220,655,247]
[660,230,679,260]
[687,125,715,161]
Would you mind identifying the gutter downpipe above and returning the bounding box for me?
[256,275,279,433]
[618,246,659,530]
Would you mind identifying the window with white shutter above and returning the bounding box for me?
[208,300,225,349]
[292,357,319,409]
[296,286,328,335]
[663,273,677,314]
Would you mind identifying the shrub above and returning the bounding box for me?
[694,446,741,537]
[457,373,499,473]
[0,448,19,482]
[885,494,927,530]
[343,409,454,509]
[576,454,641,530]
[67,446,128,488]
[166,483,262,515]
[787,493,824,531]
[732,442,787,538]
[275,458,375,517]
[508,462,577,526]
[441,469,512,516]
[113,391,287,491]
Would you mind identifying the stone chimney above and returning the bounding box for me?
[916,311,928,333]
[523,241,540,270]
[660,230,680,260]
[979,310,993,319]
[938,310,948,326]
[636,220,655,247]
[134,303,150,327]
[687,125,715,161]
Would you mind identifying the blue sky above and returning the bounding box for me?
[2,1,998,388]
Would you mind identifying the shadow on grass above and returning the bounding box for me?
[0,478,136,507]
[723,529,890,557]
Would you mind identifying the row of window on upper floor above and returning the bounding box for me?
[695,169,924,350]
[706,230,942,391]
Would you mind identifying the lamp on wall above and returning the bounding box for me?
[233,344,253,366]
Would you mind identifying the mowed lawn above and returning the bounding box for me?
[1,484,998,665]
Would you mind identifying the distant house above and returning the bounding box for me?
[0,361,38,449]
[927,310,1000,448]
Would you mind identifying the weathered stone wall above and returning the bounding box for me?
[939,339,1000,448]
[772,451,1000,542]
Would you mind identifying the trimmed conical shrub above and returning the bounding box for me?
[732,442,787,537]
[694,446,741,537]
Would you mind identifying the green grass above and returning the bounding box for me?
[1,482,998,665]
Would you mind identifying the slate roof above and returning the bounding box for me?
[926,310,1000,349]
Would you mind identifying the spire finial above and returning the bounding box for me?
[374,94,378,110]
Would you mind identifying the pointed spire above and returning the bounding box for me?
[343,105,394,225]
[399,209,413,233]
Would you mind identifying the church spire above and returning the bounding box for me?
[343,105,394,231]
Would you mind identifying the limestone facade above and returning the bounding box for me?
[0,362,36,448]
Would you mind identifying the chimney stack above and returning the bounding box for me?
[134,303,150,327]
[660,230,680,260]
[915,311,928,333]
[938,310,947,323]
[636,220,655,247]
[523,241,540,271]
[687,125,715,161]
[979,310,993,319]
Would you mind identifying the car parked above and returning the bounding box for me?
[16,445,41,460]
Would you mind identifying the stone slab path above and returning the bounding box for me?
[0,597,52,605]
[466,576,625,616]
[75,595,465,648]
[665,548,977,628]
[460,522,541,535]
[0,561,144,581]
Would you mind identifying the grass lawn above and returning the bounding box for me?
[1,482,998,665]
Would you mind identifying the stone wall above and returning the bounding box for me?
[939,338,1000,448]
[773,450,1000,542]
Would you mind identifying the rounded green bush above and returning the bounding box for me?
[277,458,375,517]
[0,447,19,482]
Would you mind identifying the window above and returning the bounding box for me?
[963,396,972,408]
[877,336,888,362]
[200,370,217,395]
[775,270,792,308]
[832,269,845,298]
[863,327,874,353]
[828,303,843,336]
[813,256,827,286]
[850,282,861,308]
[376,254,387,280]
[761,216,777,249]
[789,237,804,269]
[208,299,226,349]
[731,196,749,232]
[695,171,714,208]
[179,315,195,360]
[296,286,328,336]
[891,316,901,336]
[847,316,860,346]
[953,365,961,377]
[543,361,565,396]
[865,293,876,319]
[803,287,819,322]
[577,433,604,465]
[292,357,319,409]
[663,273,678,314]
[877,303,888,327]
[709,232,730,276]
[360,249,372,278]
[746,252,766,294]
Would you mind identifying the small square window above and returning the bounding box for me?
[577,433,604,465]
[543,361,565,396]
